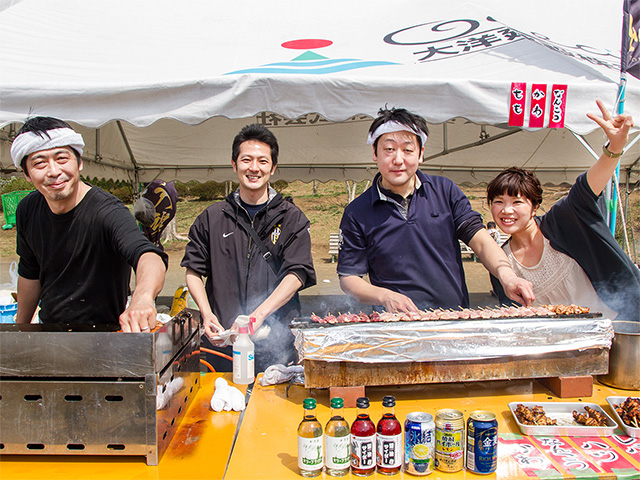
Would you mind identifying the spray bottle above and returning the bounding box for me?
[232,315,255,385]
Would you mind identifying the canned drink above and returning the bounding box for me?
[466,411,498,474]
[435,409,465,472]
[404,412,435,476]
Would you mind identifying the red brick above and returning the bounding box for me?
[538,376,593,398]
[329,385,365,408]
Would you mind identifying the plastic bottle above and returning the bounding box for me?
[232,315,255,385]
[376,395,402,475]
[325,397,351,476]
[298,397,324,477]
[350,396,376,476]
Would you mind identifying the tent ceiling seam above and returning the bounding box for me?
[521,129,553,169]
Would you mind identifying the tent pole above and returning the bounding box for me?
[622,130,640,151]
[608,76,627,234]
[116,120,140,192]
[422,127,521,162]
[571,130,632,252]
[95,128,102,162]
[613,170,632,257]
[623,173,637,262]
[442,123,449,154]
[569,132,599,160]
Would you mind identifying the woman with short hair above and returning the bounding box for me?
[486,100,640,319]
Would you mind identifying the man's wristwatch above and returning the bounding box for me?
[603,141,623,158]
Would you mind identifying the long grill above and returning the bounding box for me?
[290,312,613,389]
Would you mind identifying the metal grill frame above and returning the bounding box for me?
[0,309,201,465]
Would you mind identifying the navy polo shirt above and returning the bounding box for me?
[337,171,483,309]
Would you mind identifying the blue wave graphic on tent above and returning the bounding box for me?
[225,51,399,75]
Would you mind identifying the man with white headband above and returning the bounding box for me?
[337,107,535,312]
[10,116,168,331]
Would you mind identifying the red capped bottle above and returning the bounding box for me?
[377,395,402,475]
[350,396,376,476]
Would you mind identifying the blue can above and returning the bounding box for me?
[465,411,498,474]
[404,412,435,476]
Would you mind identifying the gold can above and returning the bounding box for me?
[435,409,465,472]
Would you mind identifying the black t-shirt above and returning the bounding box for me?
[239,198,267,220]
[16,187,168,325]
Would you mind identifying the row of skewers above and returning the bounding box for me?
[310,304,590,324]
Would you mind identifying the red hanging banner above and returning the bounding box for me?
[549,84,568,128]
[508,82,526,127]
[528,84,547,128]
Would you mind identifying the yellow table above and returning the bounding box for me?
[1,373,638,480]
[226,378,640,480]
[0,373,246,480]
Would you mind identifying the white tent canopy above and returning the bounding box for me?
[1,0,639,185]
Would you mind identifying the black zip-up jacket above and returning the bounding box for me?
[181,188,316,330]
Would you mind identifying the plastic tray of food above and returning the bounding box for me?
[606,396,640,438]
[509,402,617,437]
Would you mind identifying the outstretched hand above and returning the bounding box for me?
[586,99,633,154]
[585,100,635,196]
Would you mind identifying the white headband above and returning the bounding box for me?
[10,127,85,168]
[366,120,428,146]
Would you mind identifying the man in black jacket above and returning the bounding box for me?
[181,124,316,372]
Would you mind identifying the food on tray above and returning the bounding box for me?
[515,404,609,428]
[514,404,557,425]
[613,397,640,428]
[541,304,590,315]
[308,305,587,324]
[573,406,609,426]
[510,402,617,436]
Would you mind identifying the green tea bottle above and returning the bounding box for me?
[297,397,323,477]
[325,397,351,476]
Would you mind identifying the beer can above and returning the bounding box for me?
[404,412,435,476]
[465,411,498,474]
[435,409,465,472]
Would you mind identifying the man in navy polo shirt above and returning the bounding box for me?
[337,107,535,312]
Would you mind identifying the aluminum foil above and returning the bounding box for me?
[293,317,613,363]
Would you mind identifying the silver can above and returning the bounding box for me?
[404,412,435,476]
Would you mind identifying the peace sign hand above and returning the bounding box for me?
[586,99,634,154]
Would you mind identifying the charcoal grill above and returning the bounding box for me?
[290,314,613,389]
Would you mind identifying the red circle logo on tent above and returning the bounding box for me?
[281,39,333,50]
